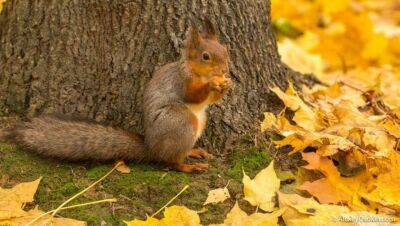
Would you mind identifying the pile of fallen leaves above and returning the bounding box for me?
[268,2,400,223]
[271,0,400,220]
[263,82,400,223]
[273,0,400,108]
[273,0,400,69]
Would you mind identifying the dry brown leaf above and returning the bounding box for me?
[203,187,230,206]
[116,161,131,174]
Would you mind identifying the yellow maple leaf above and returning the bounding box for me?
[125,217,162,226]
[297,151,400,213]
[10,207,86,226]
[126,206,200,226]
[217,202,248,226]
[278,192,348,226]
[210,202,284,226]
[162,206,200,226]
[304,83,366,108]
[273,130,355,155]
[243,161,280,212]
[298,152,372,209]
[0,178,86,225]
[0,178,42,220]
[270,85,303,111]
[270,85,323,131]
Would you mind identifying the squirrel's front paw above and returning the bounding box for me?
[173,163,209,173]
[209,76,232,93]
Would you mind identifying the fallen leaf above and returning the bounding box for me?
[243,161,280,212]
[203,187,230,205]
[271,85,322,131]
[278,192,395,226]
[211,202,284,226]
[0,177,42,220]
[0,178,87,225]
[11,207,86,226]
[125,206,200,226]
[116,161,131,174]
[261,112,278,132]
[362,127,395,157]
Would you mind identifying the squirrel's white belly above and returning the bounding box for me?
[186,103,208,141]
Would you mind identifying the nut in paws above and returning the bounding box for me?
[210,77,232,92]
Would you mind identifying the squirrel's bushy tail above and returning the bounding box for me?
[1,115,145,162]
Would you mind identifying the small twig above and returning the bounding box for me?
[338,80,366,93]
[49,162,122,223]
[151,185,189,217]
[224,180,231,189]
[119,194,135,203]
[160,172,168,180]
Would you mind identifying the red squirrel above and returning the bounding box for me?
[0,20,231,173]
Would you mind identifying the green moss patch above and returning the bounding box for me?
[0,140,273,225]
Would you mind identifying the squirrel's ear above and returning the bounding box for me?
[203,18,217,39]
[186,24,201,50]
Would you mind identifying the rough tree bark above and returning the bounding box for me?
[0,0,314,153]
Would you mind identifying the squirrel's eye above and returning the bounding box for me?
[202,52,211,61]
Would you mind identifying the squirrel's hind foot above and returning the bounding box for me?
[186,148,214,159]
[172,162,209,173]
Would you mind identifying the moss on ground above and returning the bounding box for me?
[226,146,273,180]
[0,141,272,225]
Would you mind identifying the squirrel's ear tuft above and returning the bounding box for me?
[186,23,201,50]
[203,18,217,39]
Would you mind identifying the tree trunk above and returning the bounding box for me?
[0,0,313,153]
